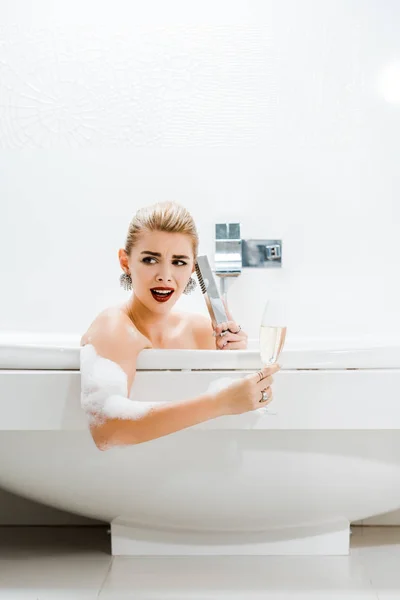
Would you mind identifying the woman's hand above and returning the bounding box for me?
[215,364,280,415]
[212,300,248,350]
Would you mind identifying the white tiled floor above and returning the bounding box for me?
[0,526,399,599]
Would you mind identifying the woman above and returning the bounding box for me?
[80,201,280,450]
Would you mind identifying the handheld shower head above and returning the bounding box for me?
[195,255,229,327]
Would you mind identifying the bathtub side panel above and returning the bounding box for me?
[0,370,399,431]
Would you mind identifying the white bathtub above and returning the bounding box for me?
[0,333,400,556]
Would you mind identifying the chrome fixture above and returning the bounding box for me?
[241,239,282,268]
[214,222,282,302]
[214,223,242,306]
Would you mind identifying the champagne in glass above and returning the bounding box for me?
[260,325,287,366]
[259,295,287,414]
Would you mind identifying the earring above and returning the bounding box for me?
[183,276,197,295]
[119,272,132,291]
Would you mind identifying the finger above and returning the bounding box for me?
[218,331,247,345]
[256,377,273,390]
[216,337,226,349]
[226,320,240,333]
[257,387,272,404]
[219,322,229,335]
[264,364,281,375]
[221,340,247,350]
[259,394,274,407]
[251,364,280,382]
[257,376,273,390]
[259,385,272,398]
[214,322,228,336]
[212,324,224,337]
[216,333,237,348]
[216,320,244,337]
[219,325,246,341]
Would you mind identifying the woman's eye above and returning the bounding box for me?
[142,258,187,266]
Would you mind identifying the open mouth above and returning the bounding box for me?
[150,289,175,302]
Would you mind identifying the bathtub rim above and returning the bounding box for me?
[0,332,399,370]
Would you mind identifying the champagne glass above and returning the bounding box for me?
[259,294,287,414]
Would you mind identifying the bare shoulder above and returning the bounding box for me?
[80,306,151,395]
[177,310,215,349]
[80,306,150,361]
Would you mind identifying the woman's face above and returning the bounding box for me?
[126,230,195,311]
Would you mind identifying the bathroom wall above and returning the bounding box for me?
[1,0,399,524]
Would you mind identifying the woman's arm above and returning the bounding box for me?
[80,312,225,450]
[87,390,224,450]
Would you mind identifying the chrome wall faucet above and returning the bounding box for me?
[214,223,242,306]
[214,222,282,303]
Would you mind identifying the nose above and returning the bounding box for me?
[156,267,172,282]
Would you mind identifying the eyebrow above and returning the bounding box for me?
[140,251,190,260]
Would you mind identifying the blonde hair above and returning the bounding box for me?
[124,201,199,259]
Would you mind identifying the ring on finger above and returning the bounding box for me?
[257,370,264,382]
[228,325,241,334]
[259,389,269,403]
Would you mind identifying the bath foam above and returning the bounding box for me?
[80,344,159,425]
